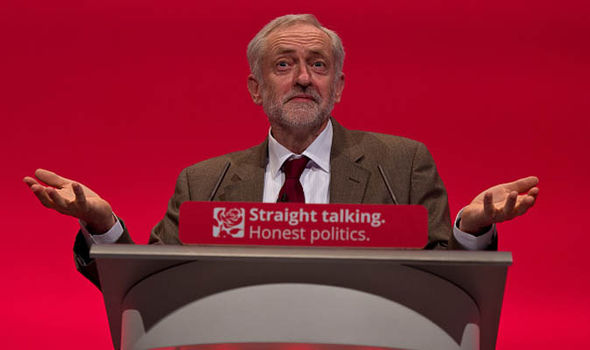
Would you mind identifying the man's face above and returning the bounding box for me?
[248,23,344,131]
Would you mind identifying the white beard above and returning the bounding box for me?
[262,85,336,131]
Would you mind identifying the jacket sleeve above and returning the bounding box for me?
[410,143,497,250]
[149,168,190,245]
[73,218,133,289]
[408,142,457,249]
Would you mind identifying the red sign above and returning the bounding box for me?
[179,202,428,248]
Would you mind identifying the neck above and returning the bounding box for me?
[271,119,328,154]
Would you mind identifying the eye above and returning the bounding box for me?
[276,60,290,71]
[311,60,328,72]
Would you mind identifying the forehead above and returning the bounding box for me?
[264,23,332,58]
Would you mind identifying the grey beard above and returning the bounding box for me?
[262,88,336,131]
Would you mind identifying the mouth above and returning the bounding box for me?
[287,95,316,103]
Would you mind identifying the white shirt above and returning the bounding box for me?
[263,120,332,203]
[82,120,495,249]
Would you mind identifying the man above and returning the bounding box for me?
[24,14,539,285]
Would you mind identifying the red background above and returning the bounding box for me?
[3,0,589,348]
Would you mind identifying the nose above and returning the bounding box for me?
[295,62,311,87]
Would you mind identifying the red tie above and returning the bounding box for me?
[277,157,309,203]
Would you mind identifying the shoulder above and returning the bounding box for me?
[181,140,266,178]
[171,140,266,201]
[346,128,426,153]
[333,120,429,163]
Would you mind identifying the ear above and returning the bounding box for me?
[333,73,345,103]
[247,74,263,105]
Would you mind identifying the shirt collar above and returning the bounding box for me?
[268,120,333,179]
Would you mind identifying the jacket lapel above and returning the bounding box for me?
[329,120,371,203]
[217,140,267,202]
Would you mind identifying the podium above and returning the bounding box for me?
[91,245,512,350]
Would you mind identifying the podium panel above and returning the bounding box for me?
[91,245,511,350]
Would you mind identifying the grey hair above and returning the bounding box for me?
[247,14,345,81]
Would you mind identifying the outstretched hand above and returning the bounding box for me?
[23,169,116,234]
[459,176,539,235]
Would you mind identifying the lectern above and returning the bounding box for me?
[91,245,511,350]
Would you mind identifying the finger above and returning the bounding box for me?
[72,182,87,206]
[34,168,70,188]
[47,187,69,209]
[515,194,536,215]
[503,191,517,216]
[505,176,539,193]
[522,195,536,209]
[30,185,55,208]
[527,187,540,198]
[483,192,494,218]
[23,176,40,188]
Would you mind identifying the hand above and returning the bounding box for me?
[459,176,539,235]
[23,169,116,234]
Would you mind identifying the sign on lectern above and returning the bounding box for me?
[179,202,428,247]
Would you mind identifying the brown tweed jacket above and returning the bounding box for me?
[75,119,458,287]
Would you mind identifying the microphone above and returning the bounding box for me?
[208,161,231,201]
[378,164,399,205]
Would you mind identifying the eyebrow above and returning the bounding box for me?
[273,48,330,58]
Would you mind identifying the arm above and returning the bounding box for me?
[148,168,191,245]
[408,143,457,249]
[24,168,124,288]
[408,143,524,250]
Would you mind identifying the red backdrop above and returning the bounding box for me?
[3,0,589,348]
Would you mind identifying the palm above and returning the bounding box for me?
[460,176,539,234]
[52,183,107,216]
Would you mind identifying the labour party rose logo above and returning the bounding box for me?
[213,207,245,238]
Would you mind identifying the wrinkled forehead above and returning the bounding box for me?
[264,23,333,59]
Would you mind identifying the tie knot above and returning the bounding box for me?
[282,156,309,179]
